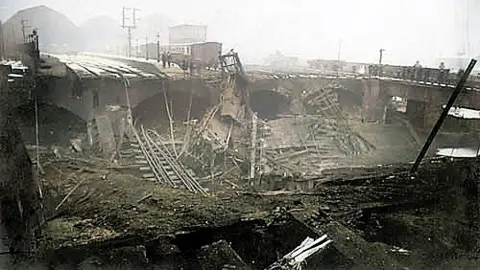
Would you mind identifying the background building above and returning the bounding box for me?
[264,51,298,68]
[168,24,207,45]
[452,0,480,70]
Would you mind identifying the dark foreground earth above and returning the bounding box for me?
[6,152,480,269]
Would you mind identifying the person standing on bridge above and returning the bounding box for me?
[161,52,167,69]
[438,62,446,84]
[167,51,172,68]
[414,61,422,81]
[190,60,194,75]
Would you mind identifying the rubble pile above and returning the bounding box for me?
[255,84,374,177]
[112,58,376,185]
[302,84,374,155]
[7,50,480,270]
[23,148,480,269]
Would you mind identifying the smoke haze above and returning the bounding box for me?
[0,0,471,66]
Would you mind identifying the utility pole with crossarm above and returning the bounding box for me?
[121,7,140,57]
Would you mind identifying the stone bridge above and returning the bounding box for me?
[34,55,216,123]
[248,72,480,129]
[26,54,480,135]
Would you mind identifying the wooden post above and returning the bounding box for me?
[249,112,258,179]
[163,81,178,158]
[179,81,193,158]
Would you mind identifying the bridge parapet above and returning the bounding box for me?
[304,59,480,90]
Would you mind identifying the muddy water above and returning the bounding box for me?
[437,147,479,157]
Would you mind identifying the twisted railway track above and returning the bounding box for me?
[130,124,208,196]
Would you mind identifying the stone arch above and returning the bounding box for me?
[132,87,213,128]
[336,87,363,107]
[335,87,363,117]
[12,101,87,146]
[249,89,292,120]
[128,78,213,109]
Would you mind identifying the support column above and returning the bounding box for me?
[87,121,94,147]
[406,100,426,129]
[423,92,445,131]
[468,93,480,131]
[106,109,127,156]
[361,79,382,122]
[0,20,4,61]
[95,113,116,158]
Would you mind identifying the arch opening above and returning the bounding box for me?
[335,88,363,118]
[250,90,291,120]
[132,89,212,133]
[13,101,87,147]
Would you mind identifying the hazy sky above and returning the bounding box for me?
[0,0,471,65]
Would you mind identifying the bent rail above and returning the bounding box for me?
[130,123,207,195]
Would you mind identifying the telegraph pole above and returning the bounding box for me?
[379,49,385,65]
[122,6,131,57]
[378,49,385,76]
[11,27,16,45]
[127,28,132,57]
[0,20,5,60]
[156,33,160,62]
[337,39,342,62]
[132,7,140,58]
[121,7,140,57]
[145,36,148,60]
[136,38,139,57]
[21,19,30,42]
[336,39,342,80]
[19,19,30,61]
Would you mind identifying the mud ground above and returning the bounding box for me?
[14,147,478,269]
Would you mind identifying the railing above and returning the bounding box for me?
[374,65,454,84]
[309,61,480,90]
[374,65,480,90]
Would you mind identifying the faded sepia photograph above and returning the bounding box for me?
[0,0,479,269]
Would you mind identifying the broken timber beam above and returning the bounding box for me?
[286,213,405,270]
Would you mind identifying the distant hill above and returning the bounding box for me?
[80,15,124,53]
[77,13,177,55]
[3,5,81,55]
[1,6,182,57]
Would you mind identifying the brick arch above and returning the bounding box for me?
[249,89,292,120]
[12,100,87,145]
[132,86,213,127]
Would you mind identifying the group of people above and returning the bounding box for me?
[161,51,172,68]
[413,61,447,83]
[367,61,448,83]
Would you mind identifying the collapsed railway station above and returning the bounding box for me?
[2,4,480,269]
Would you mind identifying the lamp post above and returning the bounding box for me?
[156,33,160,62]
[336,39,342,79]
[145,36,148,60]
[378,48,385,76]
[379,48,385,65]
